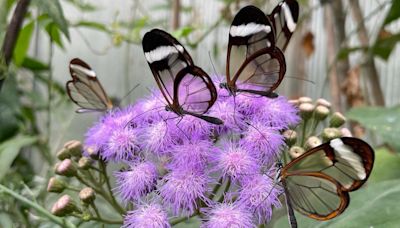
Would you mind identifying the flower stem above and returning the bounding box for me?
[301,119,308,146]
[217,178,231,203]
[91,217,123,225]
[99,160,125,214]
[0,184,76,228]
[209,176,223,199]
[169,210,199,226]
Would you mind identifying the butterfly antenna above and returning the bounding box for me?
[208,51,223,84]
[120,83,141,104]
[285,75,315,85]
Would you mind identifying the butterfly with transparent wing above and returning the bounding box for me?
[276,137,374,228]
[66,58,113,113]
[142,29,223,125]
[220,0,299,98]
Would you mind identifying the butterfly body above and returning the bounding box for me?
[142,29,223,125]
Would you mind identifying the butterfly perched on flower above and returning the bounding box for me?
[277,137,374,227]
[142,29,223,125]
[220,0,299,97]
[66,58,113,113]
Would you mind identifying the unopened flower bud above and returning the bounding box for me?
[304,136,322,150]
[298,96,313,104]
[329,112,346,128]
[78,157,92,170]
[79,187,96,204]
[85,146,99,160]
[47,177,66,193]
[288,99,300,106]
[56,148,71,160]
[322,128,342,142]
[55,159,77,177]
[314,105,330,121]
[316,98,331,108]
[283,130,297,146]
[51,195,80,216]
[289,146,305,159]
[64,140,83,157]
[299,103,315,120]
[340,128,352,137]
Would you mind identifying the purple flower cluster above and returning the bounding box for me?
[83,80,299,227]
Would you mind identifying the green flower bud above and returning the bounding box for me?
[299,103,315,120]
[304,136,322,151]
[283,130,297,147]
[64,140,83,157]
[298,96,313,104]
[316,98,331,108]
[78,157,92,170]
[314,105,330,121]
[47,177,66,193]
[289,146,305,159]
[55,159,77,177]
[56,148,71,160]
[329,112,346,128]
[51,195,81,216]
[322,128,342,142]
[79,187,96,205]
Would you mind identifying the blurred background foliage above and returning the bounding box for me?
[0,0,400,227]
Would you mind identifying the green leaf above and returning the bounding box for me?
[75,21,109,32]
[45,22,64,48]
[372,33,400,60]
[347,106,400,151]
[33,0,70,39]
[0,72,20,141]
[383,0,400,26]
[172,26,194,39]
[12,21,34,66]
[337,46,366,60]
[21,56,49,71]
[369,148,400,183]
[274,180,400,228]
[0,135,37,181]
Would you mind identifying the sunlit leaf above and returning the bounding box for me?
[383,0,400,26]
[0,135,37,181]
[21,56,49,71]
[347,106,400,151]
[372,33,400,60]
[172,26,194,39]
[274,180,400,228]
[46,22,64,48]
[33,0,70,39]
[13,21,34,66]
[369,148,400,183]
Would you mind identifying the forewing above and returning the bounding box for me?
[67,58,112,112]
[174,66,217,114]
[66,80,109,112]
[283,137,374,191]
[283,172,349,220]
[142,29,193,105]
[268,0,299,51]
[227,5,285,95]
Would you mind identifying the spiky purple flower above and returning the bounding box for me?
[160,168,209,215]
[139,120,176,156]
[213,141,260,183]
[123,203,170,228]
[241,121,284,164]
[168,140,213,171]
[237,174,282,223]
[114,161,158,203]
[201,203,254,228]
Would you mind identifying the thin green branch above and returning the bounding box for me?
[0,184,76,228]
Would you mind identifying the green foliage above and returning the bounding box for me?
[33,0,70,39]
[172,26,194,39]
[347,106,400,152]
[274,180,400,228]
[0,134,37,181]
[12,21,34,66]
[383,0,400,26]
[369,148,400,183]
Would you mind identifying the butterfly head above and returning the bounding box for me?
[219,82,236,96]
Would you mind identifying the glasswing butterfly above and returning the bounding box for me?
[220,1,299,97]
[142,29,223,125]
[66,58,113,113]
[276,137,374,227]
